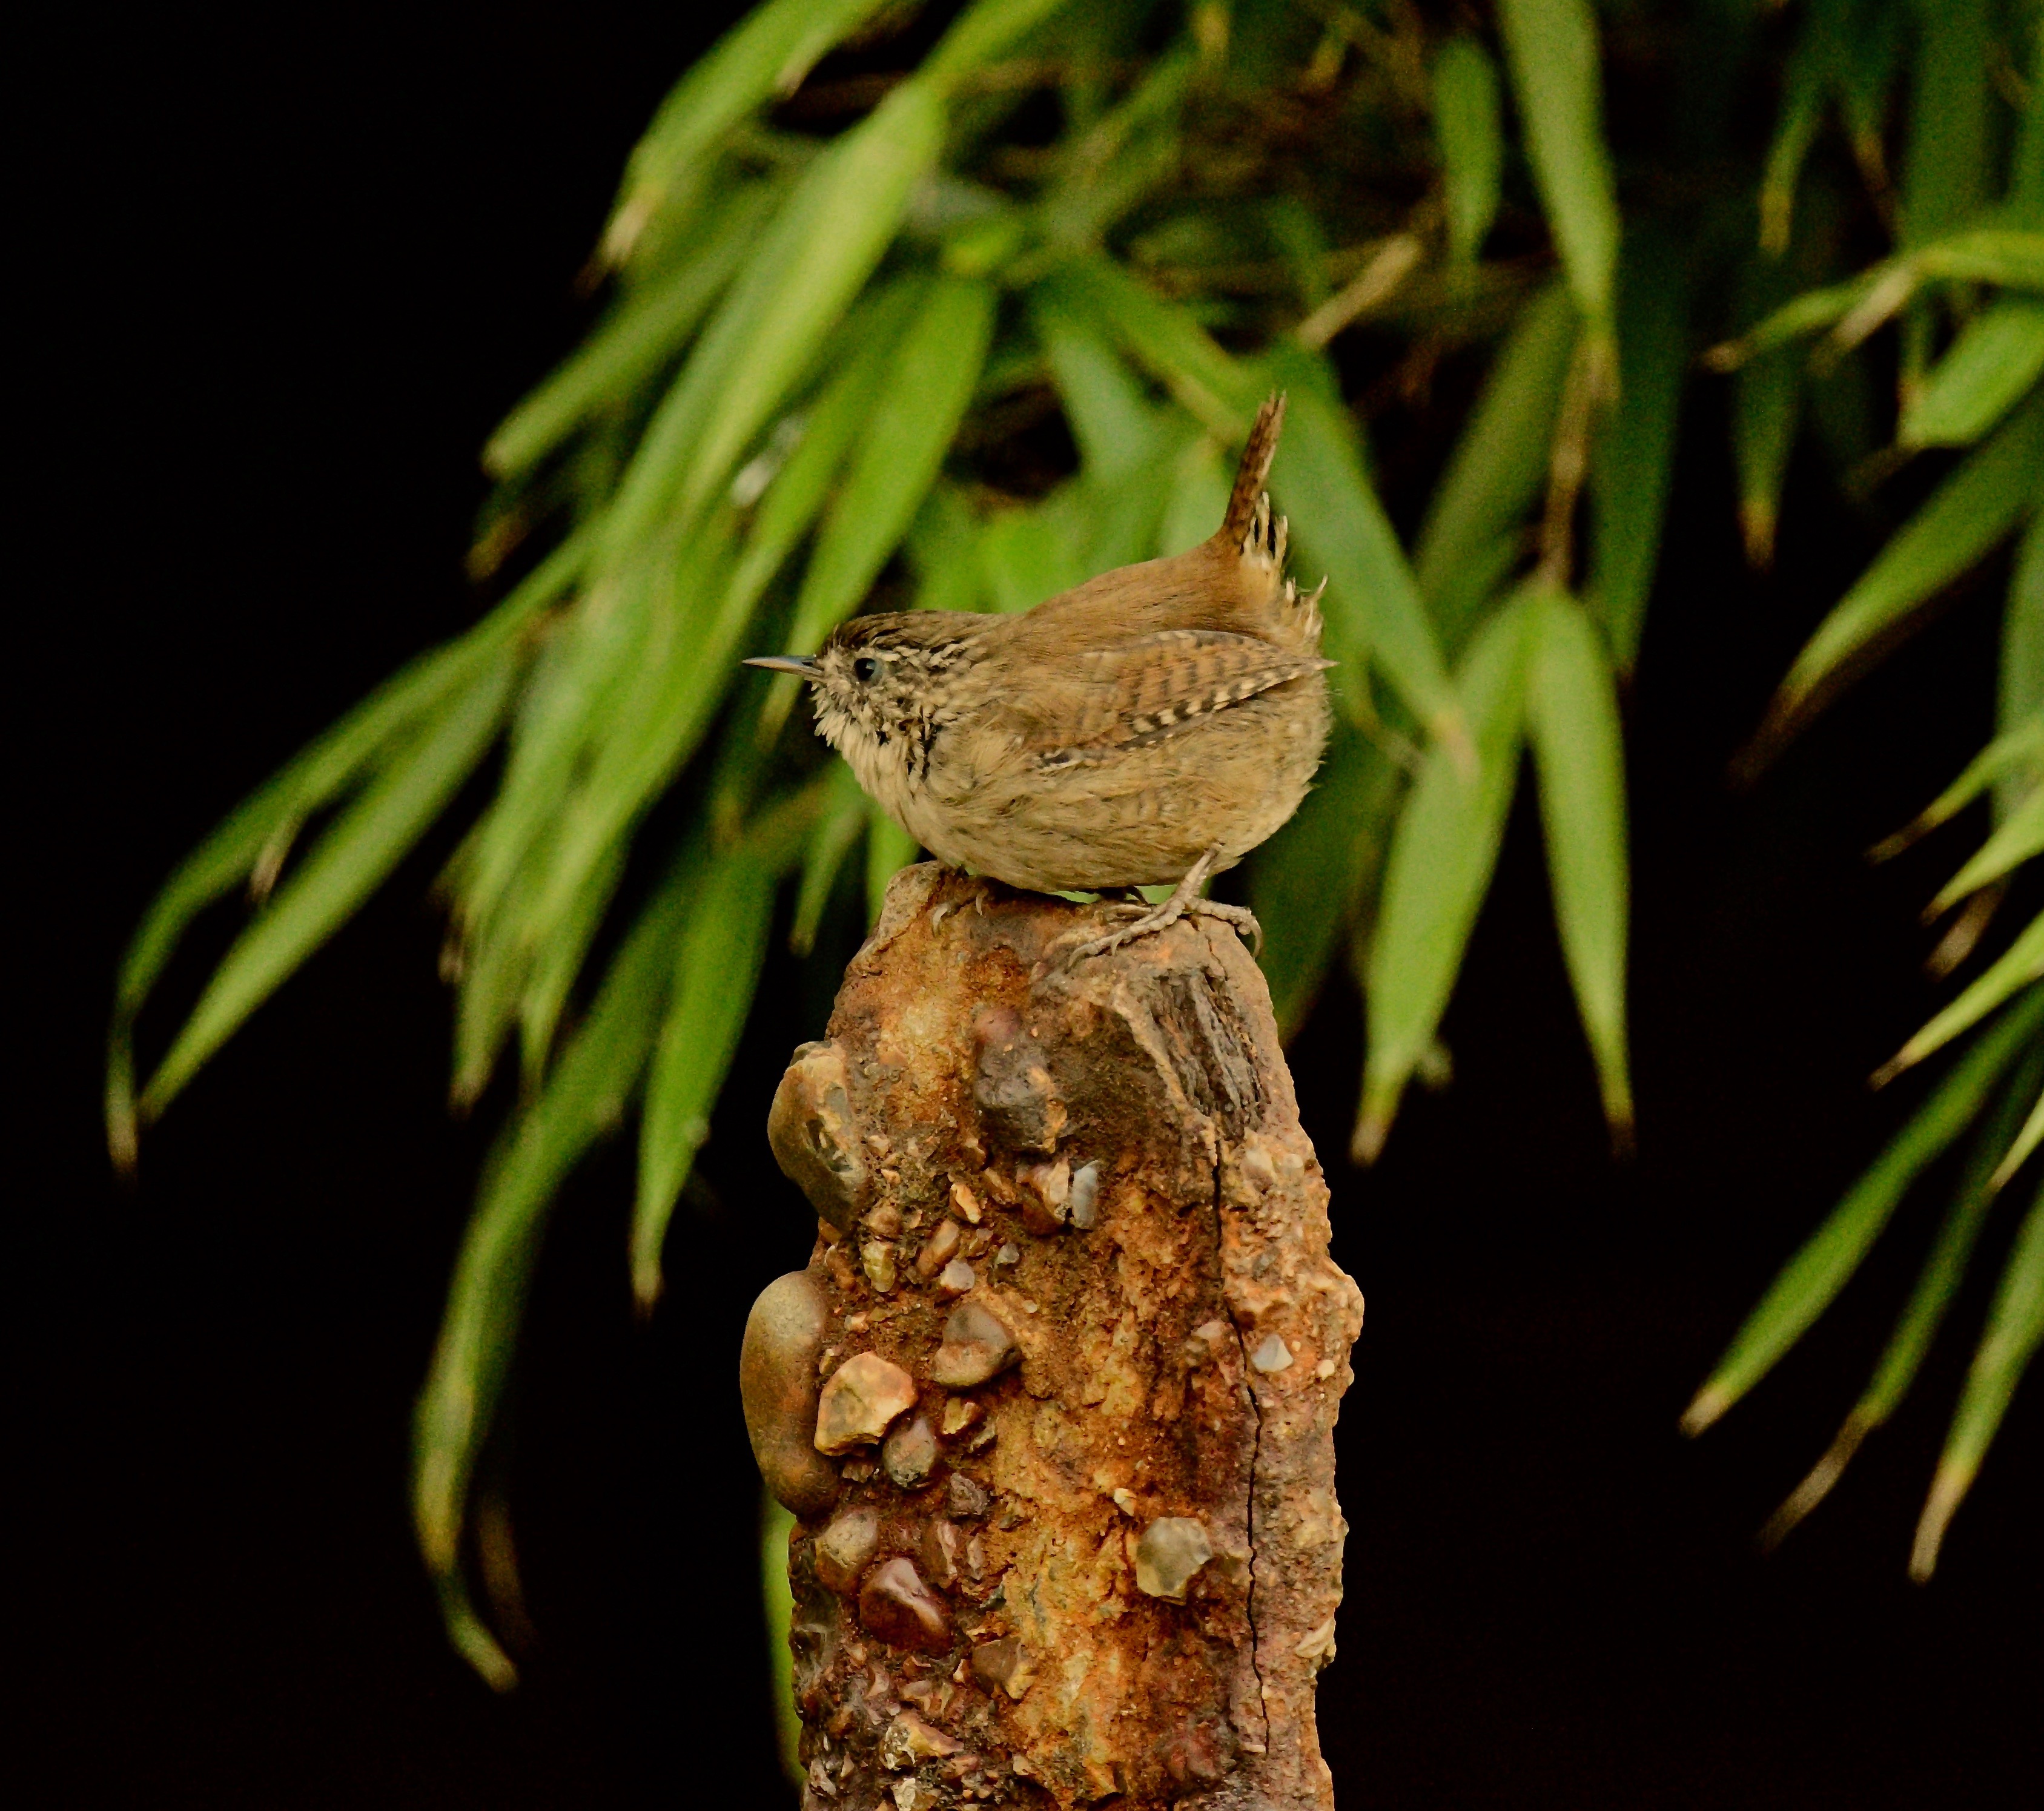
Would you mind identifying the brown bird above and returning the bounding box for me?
[747,394,1331,958]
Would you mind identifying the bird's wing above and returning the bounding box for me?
[1016,630,1331,766]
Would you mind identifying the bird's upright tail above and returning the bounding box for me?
[1219,393,1287,549]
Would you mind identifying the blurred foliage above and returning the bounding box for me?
[109,0,2043,1678]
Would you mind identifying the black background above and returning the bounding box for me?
[21,4,2041,1806]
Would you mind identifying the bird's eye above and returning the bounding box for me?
[852,656,880,684]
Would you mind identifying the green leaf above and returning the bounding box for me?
[1358,595,1535,1160]
[1900,299,2044,447]
[675,80,949,527]
[982,490,1091,613]
[1993,1087,2044,1193]
[1914,228,2044,289]
[518,837,629,1090]
[1433,36,1504,264]
[1899,0,1989,248]
[1761,1043,2044,1547]
[1265,340,1463,745]
[1731,344,1802,570]
[1930,784,2044,914]
[2004,511,2044,817]
[412,851,696,1679]
[1524,590,1632,1142]
[791,765,870,957]
[1413,282,1578,655]
[633,842,778,1306]
[1497,0,1621,341]
[1873,716,2044,856]
[599,0,894,266]
[2010,18,2044,228]
[1589,232,1690,670]
[1154,433,1231,561]
[781,274,997,657]
[761,1492,802,1786]
[1756,15,1827,257]
[1683,984,2044,1433]
[1752,384,2044,760]
[1876,927,2044,1085]
[906,483,990,616]
[866,806,922,926]
[922,0,1076,88]
[105,546,575,1160]
[138,655,518,1121]
[1031,286,1166,481]
[1248,722,1402,1042]
[486,183,777,478]
[1039,255,1256,437]
[1911,1174,2044,1579]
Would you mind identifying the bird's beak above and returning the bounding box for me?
[743,655,822,678]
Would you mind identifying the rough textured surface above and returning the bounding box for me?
[749,865,1363,1811]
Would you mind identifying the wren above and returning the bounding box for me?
[746,394,1332,958]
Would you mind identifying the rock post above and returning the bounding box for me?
[741,865,1364,1811]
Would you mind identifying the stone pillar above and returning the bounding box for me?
[741,865,1363,1811]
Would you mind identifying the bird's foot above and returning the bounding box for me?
[1067,850,1260,963]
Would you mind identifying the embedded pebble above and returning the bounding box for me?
[865,1202,904,1238]
[948,1179,982,1224]
[929,1300,1019,1388]
[882,1414,939,1488]
[1067,1161,1100,1230]
[1250,1333,1294,1373]
[767,1041,870,1231]
[968,1636,1034,1700]
[914,1218,961,1279]
[1183,1319,1231,1367]
[859,1557,951,1651]
[1135,1517,1214,1602]
[919,1517,962,1588]
[936,1258,976,1297]
[862,1241,899,1295]
[994,1242,1020,1268]
[1018,1159,1070,1234]
[881,1711,963,1769]
[945,1472,991,1519]
[815,1352,918,1454]
[939,1397,983,1440]
[738,1270,839,1516]
[815,1508,879,1593]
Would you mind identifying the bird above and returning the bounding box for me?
[746,394,1332,961]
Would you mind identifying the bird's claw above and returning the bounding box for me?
[1067,897,1262,965]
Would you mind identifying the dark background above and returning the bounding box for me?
[21,4,2040,1806]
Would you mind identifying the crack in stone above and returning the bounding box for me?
[1212,1152,1270,1754]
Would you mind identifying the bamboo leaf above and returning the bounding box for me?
[1414,283,1578,654]
[761,1492,802,1786]
[1497,0,1621,341]
[1900,299,2044,448]
[983,490,1091,613]
[1757,17,1828,257]
[675,80,948,526]
[1524,589,1633,1141]
[487,183,777,478]
[633,843,778,1306]
[1358,595,1534,1160]
[519,836,627,1088]
[1154,434,1231,561]
[1911,1175,2044,1579]
[1031,286,1166,481]
[1872,715,2044,855]
[867,807,922,926]
[780,275,997,657]
[1899,0,1989,248]
[1930,785,2044,914]
[791,766,870,956]
[1248,723,1402,1042]
[1762,1045,2044,1546]
[1914,228,2044,289]
[1683,985,2044,1433]
[1875,928,2044,1084]
[1992,1087,2044,1193]
[1751,385,2044,762]
[922,0,1076,88]
[1589,233,1689,670]
[1264,340,1463,744]
[906,483,990,616]
[106,547,574,1159]
[2005,512,2044,817]
[1732,344,1802,570]
[139,656,518,1121]
[1433,36,1504,265]
[599,0,894,267]
[412,853,696,1679]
